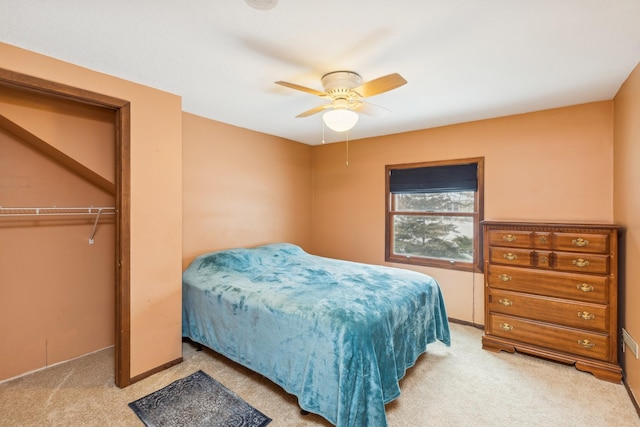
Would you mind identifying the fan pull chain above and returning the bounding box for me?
[346,131,349,166]
[322,120,325,144]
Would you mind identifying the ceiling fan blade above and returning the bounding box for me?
[275,81,327,97]
[353,73,407,98]
[295,104,332,118]
[354,102,390,118]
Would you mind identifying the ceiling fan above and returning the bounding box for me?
[275,71,407,132]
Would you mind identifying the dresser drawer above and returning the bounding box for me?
[532,232,552,249]
[486,265,609,303]
[552,232,609,254]
[488,247,533,267]
[553,251,610,274]
[487,313,610,361]
[487,230,533,248]
[488,289,608,332]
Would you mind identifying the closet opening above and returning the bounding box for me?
[0,68,132,387]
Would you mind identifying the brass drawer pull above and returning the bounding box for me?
[572,258,590,268]
[577,339,595,349]
[503,253,517,261]
[503,234,517,242]
[498,274,512,282]
[578,311,595,321]
[577,283,594,292]
[499,298,513,307]
[499,323,513,331]
[572,238,590,247]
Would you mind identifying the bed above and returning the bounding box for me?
[182,243,450,426]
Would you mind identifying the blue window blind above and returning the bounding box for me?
[389,163,478,194]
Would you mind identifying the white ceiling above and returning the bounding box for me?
[2,0,640,145]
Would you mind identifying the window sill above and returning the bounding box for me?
[386,255,480,273]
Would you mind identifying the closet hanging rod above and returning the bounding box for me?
[0,206,115,244]
[0,206,116,217]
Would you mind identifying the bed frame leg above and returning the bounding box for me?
[183,337,204,352]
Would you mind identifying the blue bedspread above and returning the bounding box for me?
[182,243,450,426]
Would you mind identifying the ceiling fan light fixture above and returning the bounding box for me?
[323,109,359,132]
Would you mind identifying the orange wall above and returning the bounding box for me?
[311,102,614,324]
[1,42,183,379]
[1,86,115,184]
[182,113,312,268]
[614,61,640,401]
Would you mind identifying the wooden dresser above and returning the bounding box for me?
[481,221,622,382]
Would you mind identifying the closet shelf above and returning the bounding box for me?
[0,206,116,244]
[0,206,115,216]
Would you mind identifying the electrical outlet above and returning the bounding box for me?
[623,328,639,359]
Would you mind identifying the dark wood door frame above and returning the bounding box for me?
[0,68,132,387]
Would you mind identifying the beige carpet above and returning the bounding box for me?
[1,323,638,426]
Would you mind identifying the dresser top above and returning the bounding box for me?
[481,220,621,230]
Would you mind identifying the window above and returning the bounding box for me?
[385,158,484,272]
